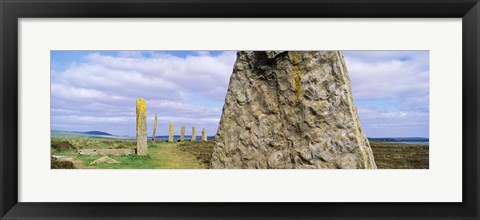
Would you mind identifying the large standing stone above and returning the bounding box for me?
[152,114,158,143]
[191,127,196,142]
[168,122,174,142]
[210,51,376,169]
[180,125,186,141]
[202,128,207,141]
[136,98,148,156]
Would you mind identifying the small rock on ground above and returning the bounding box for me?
[90,156,121,165]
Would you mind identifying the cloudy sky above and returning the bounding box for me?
[51,50,429,138]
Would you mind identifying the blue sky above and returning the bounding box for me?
[51,50,429,138]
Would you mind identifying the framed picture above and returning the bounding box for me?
[1,0,478,219]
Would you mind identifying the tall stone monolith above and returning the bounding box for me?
[168,122,174,142]
[201,128,207,141]
[180,126,185,141]
[210,51,377,169]
[152,114,158,143]
[136,98,147,156]
[191,127,196,142]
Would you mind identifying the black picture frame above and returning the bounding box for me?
[1,0,479,219]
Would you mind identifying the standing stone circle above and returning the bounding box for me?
[210,51,377,169]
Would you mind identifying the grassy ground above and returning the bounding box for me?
[370,142,429,169]
[51,138,428,169]
[177,141,214,165]
[51,138,207,169]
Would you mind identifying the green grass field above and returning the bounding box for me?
[51,137,428,169]
[51,138,208,169]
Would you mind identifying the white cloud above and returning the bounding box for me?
[51,84,126,101]
[345,56,429,99]
[344,51,429,137]
[357,106,429,137]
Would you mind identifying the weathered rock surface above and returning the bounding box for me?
[210,51,376,169]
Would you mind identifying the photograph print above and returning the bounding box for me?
[50,50,429,169]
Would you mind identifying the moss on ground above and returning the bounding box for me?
[370,142,429,169]
[177,141,214,167]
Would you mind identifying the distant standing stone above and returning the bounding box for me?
[191,127,196,142]
[152,114,158,143]
[180,125,186,141]
[136,98,148,155]
[201,128,207,141]
[168,122,174,142]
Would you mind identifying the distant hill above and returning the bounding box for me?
[81,131,112,136]
[51,130,132,140]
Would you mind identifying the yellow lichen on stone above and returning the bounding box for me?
[136,98,146,130]
[293,66,302,100]
[136,98,147,155]
[168,122,174,142]
[289,52,302,102]
[288,52,301,65]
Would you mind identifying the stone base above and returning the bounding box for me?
[78,149,136,156]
